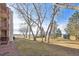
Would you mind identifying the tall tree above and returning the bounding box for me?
[9,3,37,41]
[56,28,62,37]
[45,4,60,43]
[66,11,79,40]
[19,26,28,38]
[9,3,47,41]
[32,3,47,42]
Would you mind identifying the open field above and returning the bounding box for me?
[15,38,79,56]
[15,36,79,49]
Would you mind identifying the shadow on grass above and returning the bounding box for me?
[15,39,79,56]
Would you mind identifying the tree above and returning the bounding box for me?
[66,11,79,40]
[50,21,58,39]
[56,28,62,37]
[19,26,28,38]
[45,4,60,43]
[32,3,47,42]
[9,3,60,43]
[9,3,37,41]
[9,3,47,41]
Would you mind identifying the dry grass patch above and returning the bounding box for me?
[15,39,79,56]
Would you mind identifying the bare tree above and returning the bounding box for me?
[32,3,47,42]
[19,26,28,39]
[9,3,60,43]
[9,4,37,41]
[45,4,60,43]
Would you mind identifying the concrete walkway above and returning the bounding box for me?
[0,41,20,56]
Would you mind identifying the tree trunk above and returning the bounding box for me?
[47,27,52,43]
[29,27,31,39]
[44,23,51,42]
[34,37,36,41]
[75,35,78,40]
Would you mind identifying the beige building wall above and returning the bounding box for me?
[8,8,13,41]
[0,4,13,43]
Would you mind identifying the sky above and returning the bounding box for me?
[56,3,79,34]
[8,3,79,34]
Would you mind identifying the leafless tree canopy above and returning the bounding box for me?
[8,3,61,43]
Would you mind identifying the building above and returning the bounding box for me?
[0,3,13,44]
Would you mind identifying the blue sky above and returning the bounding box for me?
[8,3,79,34]
[56,8,75,34]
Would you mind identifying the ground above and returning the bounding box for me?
[0,41,20,56]
[1,37,79,56]
[15,38,79,56]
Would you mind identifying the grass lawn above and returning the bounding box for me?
[15,39,79,56]
[15,39,52,56]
